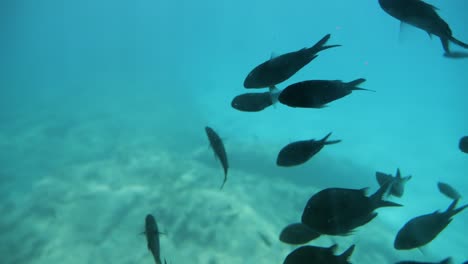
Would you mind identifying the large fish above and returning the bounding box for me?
[283,244,355,264]
[459,136,468,154]
[376,168,412,198]
[378,0,468,54]
[279,222,321,245]
[144,214,162,264]
[395,258,452,264]
[278,78,373,108]
[302,181,402,235]
[394,199,468,250]
[243,34,340,88]
[231,86,280,112]
[205,126,229,189]
[437,182,462,200]
[276,132,341,167]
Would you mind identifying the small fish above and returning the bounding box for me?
[283,244,355,264]
[278,78,373,108]
[302,181,402,235]
[437,182,462,200]
[231,86,280,112]
[244,34,340,88]
[144,214,162,264]
[395,257,452,264]
[276,132,341,167]
[205,126,229,189]
[279,222,321,245]
[459,136,468,154]
[378,0,468,54]
[394,199,468,250]
[376,168,412,198]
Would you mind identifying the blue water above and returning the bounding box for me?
[1,0,467,263]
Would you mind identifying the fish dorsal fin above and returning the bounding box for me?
[270,52,278,60]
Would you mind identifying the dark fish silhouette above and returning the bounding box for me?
[205,126,229,189]
[279,222,321,245]
[283,244,355,264]
[459,136,468,154]
[376,168,412,198]
[438,182,462,200]
[302,181,402,235]
[144,214,162,264]
[395,257,452,264]
[231,86,280,112]
[278,78,373,108]
[394,199,468,250]
[378,0,468,54]
[244,34,340,88]
[276,132,341,167]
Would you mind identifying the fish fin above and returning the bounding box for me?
[396,168,401,179]
[449,36,468,49]
[320,132,333,142]
[360,187,370,196]
[371,180,403,208]
[270,52,278,60]
[324,139,341,145]
[340,244,355,261]
[346,78,366,87]
[441,37,451,53]
[219,173,227,190]
[308,33,341,54]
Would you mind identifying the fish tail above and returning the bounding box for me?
[324,139,342,145]
[449,36,468,49]
[320,132,333,142]
[371,180,403,208]
[219,172,227,190]
[339,244,355,261]
[446,199,468,217]
[308,33,341,54]
[345,78,375,92]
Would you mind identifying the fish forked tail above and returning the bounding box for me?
[308,34,341,54]
[346,78,375,92]
[320,132,341,145]
[445,199,468,218]
[371,180,403,208]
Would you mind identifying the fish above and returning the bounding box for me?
[283,244,355,264]
[231,86,280,112]
[376,168,412,198]
[205,126,229,189]
[144,214,162,264]
[278,78,373,108]
[459,136,468,154]
[302,181,402,235]
[394,199,468,250]
[276,132,341,167]
[279,222,321,245]
[395,257,453,264]
[378,0,468,55]
[437,182,462,200]
[243,34,340,88]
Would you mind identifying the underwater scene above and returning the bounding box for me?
[1,0,467,263]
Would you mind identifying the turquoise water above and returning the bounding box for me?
[1,0,467,263]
